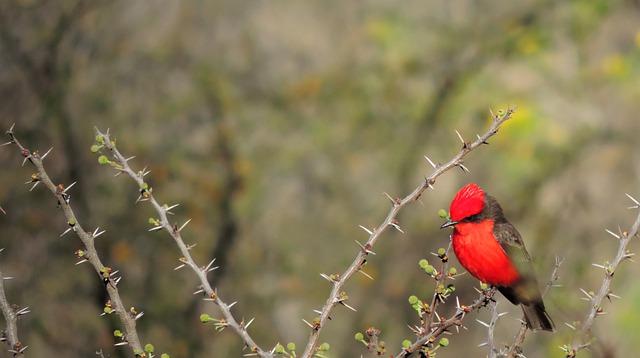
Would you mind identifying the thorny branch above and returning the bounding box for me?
[485,300,502,357]
[363,245,499,357]
[303,108,517,357]
[565,195,640,357]
[0,265,28,357]
[423,244,456,335]
[396,288,497,357]
[501,256,563,357]
[4,125,145,354]
[94,128,267,357]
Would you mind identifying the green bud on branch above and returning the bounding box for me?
[145,344,154,353]
[438,209,449,219]
[318,342,330,351]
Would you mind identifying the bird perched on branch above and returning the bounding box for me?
[441,183,555,332]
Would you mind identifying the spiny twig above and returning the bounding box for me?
[423,244,455,334]
[4,125,145,354]
[94,128,268,357]
[302,108,517,358]
[483,300,503,357]
[504,255,563,357]
[396,287,497,357]
[564,194,640,357]
[0,265,28,357]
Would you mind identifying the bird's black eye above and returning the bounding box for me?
[462,214,481,223]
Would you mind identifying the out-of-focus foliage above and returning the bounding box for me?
[0,0,639,357]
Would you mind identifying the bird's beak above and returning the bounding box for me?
[440,219,458,229]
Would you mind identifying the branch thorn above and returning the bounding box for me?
[424,155,437,168]
[178,219,192,232]
[41,147,54,160]
[625,193,640,209]
[358,225,372,235]
[454,129,465,145]
[605,229,620,239]
[357,269,373,280]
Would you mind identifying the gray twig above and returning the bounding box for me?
[504,256,564,357]
[565,196,640,357]
[0,266,27,357]
[6,126,145,355]
[95,128,267,357]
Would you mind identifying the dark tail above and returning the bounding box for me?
[521,301,555,332]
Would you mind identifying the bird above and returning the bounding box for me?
[440,183,555,332]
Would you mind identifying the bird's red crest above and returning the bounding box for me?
[449,183,485,221]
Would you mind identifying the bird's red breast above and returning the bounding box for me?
[451,220,521,286]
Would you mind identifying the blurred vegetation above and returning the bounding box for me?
[1,0,639,357]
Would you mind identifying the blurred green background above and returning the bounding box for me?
[1,0,639,357]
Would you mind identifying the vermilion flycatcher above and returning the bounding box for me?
[440,183,555,332]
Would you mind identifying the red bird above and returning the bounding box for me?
[441,183,555,332]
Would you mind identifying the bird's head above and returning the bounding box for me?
[440,183,485,228]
